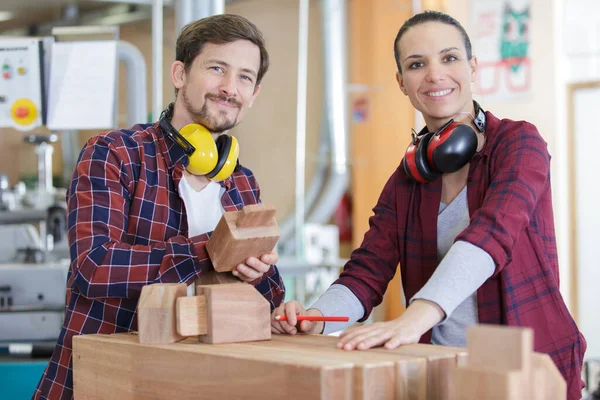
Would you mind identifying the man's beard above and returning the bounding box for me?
[182,86,241,133]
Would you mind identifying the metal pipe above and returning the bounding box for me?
[195,1,212,19]
[174,0,194,35]
[117,41,148,125]
[35,142,54,193]
[152,0,163,121]
[278,0,350,255]
[210,0,225,15]
[295,0,310,258]
[306,0,348,224]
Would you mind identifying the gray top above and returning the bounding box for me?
[411,186,494,346]
[312,186,495,342]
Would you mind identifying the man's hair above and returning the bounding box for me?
[393,10,472,73]
[175,14,269,93]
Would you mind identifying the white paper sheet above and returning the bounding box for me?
[47,41,117,130]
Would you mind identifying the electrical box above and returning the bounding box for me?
[0,38,47,131]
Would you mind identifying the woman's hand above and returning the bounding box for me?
[271,301,325,335]
[337,299,445,350]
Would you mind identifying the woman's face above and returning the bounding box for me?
[396,22,477,130]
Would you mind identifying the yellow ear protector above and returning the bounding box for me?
[159,103,240,181]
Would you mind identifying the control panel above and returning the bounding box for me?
[0,38,46,131]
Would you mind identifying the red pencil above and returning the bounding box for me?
[274,315,349,322]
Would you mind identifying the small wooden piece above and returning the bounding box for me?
[137,283,187,345]
[176,295,208,336]
[206,204,280,272]
[450,324,565,400]
[196,283,271,344]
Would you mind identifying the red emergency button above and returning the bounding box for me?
[10,98,38,128]
[2,72,9,79]
[15,107,29,118]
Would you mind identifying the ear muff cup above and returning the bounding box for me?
[178,124,219,176]
[176,123,239,181]
[206,134,239,181]
[404,132,442,183]
[427,123,478,173]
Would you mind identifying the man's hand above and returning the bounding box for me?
[271,301,324,335]
[337,299,445,350]
[232,249,278,282]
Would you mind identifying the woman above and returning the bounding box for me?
[271,10,586,400]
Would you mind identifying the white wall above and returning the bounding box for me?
[573,85,600,359]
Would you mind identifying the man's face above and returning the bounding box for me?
[174,40,261,133]
[395,22,477,130]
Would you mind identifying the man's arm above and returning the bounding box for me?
[68,136,215,300]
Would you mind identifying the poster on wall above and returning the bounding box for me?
[471,0,531,101]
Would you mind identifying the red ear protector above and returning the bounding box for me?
[159,103,240,181]
[403,101,486,183]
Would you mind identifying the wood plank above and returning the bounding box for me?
[73,333,353,400]
[370,343,467,400]
[250,334,427,400]
[272,335,460,400]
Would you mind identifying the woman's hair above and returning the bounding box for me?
[394,10,472,73]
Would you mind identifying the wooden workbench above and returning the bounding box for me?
[72,332,564,400]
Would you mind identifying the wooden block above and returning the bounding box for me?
[532,353,567,400]
[206,204,280,272]
[137,283,187,345]
[266,334,461,400]
[373,343,467,400]
[176,295,208,336]
[451,325,535,400]
[254,334,428,400]
[73,333,354,400]
[452,366,523,400]
[196,283,271,344]
[195,271,243,286]
[466,324,533,371]
[236,204,277,228]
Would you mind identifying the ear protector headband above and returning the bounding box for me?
[403,101,486,183]
[159,103,239,181]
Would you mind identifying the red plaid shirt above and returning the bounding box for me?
[335,111,586,400]
[33,123,285,400]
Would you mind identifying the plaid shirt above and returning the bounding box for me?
[33,122,285,400]
[335,111,586,400]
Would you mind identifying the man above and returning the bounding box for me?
[34,14,285,400]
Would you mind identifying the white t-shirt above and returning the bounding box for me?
[178,175,225,237]
[178,175,226,296]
